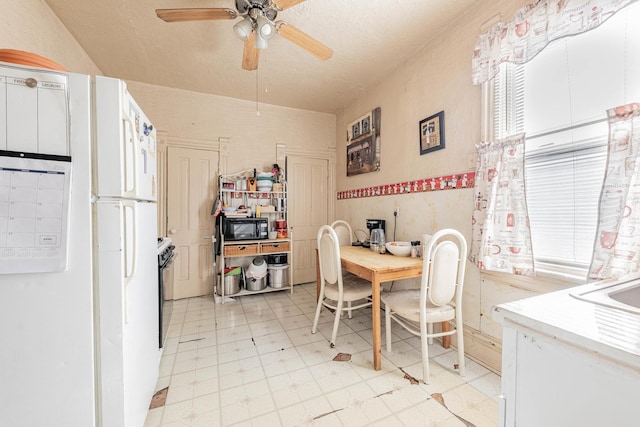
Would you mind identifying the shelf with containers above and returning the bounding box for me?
[216,172,292,303]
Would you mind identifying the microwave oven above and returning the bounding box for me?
[223,217,268,241]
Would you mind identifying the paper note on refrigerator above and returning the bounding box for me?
[0,151,72,273]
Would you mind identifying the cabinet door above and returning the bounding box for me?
[500,327,517,427]
[503,325,640,427]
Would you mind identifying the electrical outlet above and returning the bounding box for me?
[394,206,400,217]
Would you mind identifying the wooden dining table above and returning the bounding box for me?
[316,245,449,371]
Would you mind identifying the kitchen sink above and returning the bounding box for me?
[570,275,640,316]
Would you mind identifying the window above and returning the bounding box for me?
[488,2,640,279]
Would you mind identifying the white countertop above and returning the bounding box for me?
[493,280,640,370]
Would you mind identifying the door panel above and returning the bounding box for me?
[95,200,159,427]
[167,146,218,299]
[288,156,328,284]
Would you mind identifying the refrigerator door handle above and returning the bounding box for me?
[122,114,137,197]
[123,201,137,280]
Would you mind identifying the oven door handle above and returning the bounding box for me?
[160,252,176,269]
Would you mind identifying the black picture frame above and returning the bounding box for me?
[352,122,360,140]
[361,116,370,134]
[419,111,445,155]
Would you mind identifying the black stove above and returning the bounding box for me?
[157,237,175,348]
[158,236,173,252]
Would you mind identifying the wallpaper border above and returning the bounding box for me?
[337,172,475,199]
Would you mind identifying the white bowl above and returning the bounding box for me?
[385,241,412,257]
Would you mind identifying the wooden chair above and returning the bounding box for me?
[381,229,467,383]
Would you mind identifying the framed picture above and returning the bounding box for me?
[352,122,360,139]
[419,111,445,155]
[347,107,381,176]
[361,116,371,134]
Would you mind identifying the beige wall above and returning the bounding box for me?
[126,81,336,174]
[334,0,571,371]
[1,0,102,76]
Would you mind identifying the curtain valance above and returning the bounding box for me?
[471,0,637,85]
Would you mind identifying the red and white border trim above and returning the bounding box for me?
[337,172,475,199]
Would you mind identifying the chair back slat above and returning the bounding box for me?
[428,241,459,306]
[421,229,467,309]
[318,225,341,285]
[318,231,339,283]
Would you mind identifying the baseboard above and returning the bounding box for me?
[462,326,502,374]
[434,325,502,374]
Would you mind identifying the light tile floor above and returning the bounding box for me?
[144,283,500,427]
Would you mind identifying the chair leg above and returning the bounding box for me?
[385,305,392,352]
[421,323,431,384]
[330,299,343,348]
[311,291,324,334]
[456,317,466,377]
[427,323,434,345]
[347,301,352,319]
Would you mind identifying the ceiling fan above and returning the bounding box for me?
[156,0,333,71]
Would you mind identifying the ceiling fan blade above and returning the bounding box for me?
[242,33,260,71]
[156,8,237,23]
[276,22,333,61]
[270,0,306,11]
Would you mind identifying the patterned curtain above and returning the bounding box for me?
[589,103,640,280]
[471,0,637,85]
[470,134,535,275]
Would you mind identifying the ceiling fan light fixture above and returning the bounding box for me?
[233,17,253,41]
[256,15,276,40]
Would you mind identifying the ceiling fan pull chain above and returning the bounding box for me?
[256,66,260,116]
[264,50,269,93]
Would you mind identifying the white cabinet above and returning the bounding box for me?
[499,320,640,427]
[216,173,293,302]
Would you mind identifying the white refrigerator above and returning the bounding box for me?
[93,76,160,427]
[0,64,160,427]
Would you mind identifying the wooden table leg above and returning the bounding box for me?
[442,321,451,349]
[372,276,381,370]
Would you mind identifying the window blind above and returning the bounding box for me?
[525,126,607,271]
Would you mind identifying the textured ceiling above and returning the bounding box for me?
[44,0,476,113]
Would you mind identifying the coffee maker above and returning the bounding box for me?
[364,219,386,251]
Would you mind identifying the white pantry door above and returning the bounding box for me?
[167,146,218,299]
[287,155,329,284]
